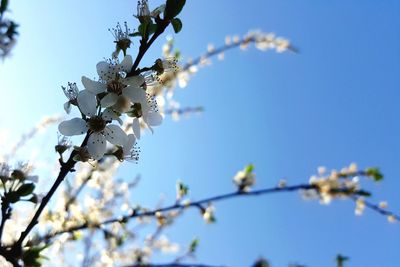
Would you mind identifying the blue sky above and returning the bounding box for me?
[0,0,399,266]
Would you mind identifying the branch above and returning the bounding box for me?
[12,133,90,251]
[181,35,297,72]
[128,18,170,77]
[0,198,11,244]
[352,197,400,221]
[36,178,399,244]
[38,184,314,242]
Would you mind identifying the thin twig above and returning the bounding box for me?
[12,133,90,251]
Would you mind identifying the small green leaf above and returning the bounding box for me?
[138,21,148,37]
[17,183,35,196]
[189,238,199,253]
[245,164,255,174]
[366,167,383,182]
[0,0,9,14]
[22,245,49,267]
[148,23,158,35]
[171,18,182,33]
[72,231,83,241]
[164,0,186,19]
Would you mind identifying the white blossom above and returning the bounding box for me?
[58,92,128,160]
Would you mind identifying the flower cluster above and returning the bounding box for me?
[58,55,163,161]
[244,31,292,53]
[301,163,382,205]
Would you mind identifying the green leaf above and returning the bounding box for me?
[28,194,38,204]
[72,231,83,241]
[171,18,182,33]
[22,246,49,267]
[17,183,35,196]
[0,0,9,14]
[245,164,255,174]
[138,21,148,37]
[366,167,383,182]
[148,23,158,35]
[189,238,199,253]
[7,192,20,203]
[164,0,186,19]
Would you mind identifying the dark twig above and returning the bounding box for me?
[11,133,90,254]
[351,197,400,221]
[37,180,400,244]
[129,18,170,77]
[38,184,314,242]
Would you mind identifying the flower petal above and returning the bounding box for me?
[77,90,97,117]
[102,108,120,121]
[122,86,147,104]
[104,125,128,146]
[100,93,118,108]
[132,118,141,140]
[87,133,106,160]
[120,55,133,73]
[96,61,112,80]
[102,109,123,125]
[58,118,87,136]
[124,75,144,87]
[145,112,163,126]
[64,101,71,114]
[123,134,136,155]
[81,76,106,94]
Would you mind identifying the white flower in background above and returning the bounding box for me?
[155,57,179,73]
[203,204,216,223]
[62,82,79,114]
[355,197,365,216]
[58,91,128,160]
[233,164,256,192]
[379,201,388,209]
[387,215,397,223]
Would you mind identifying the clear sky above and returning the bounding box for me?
[0,0,399,266]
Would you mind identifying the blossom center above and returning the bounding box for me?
[131,103,143,118]
[107,80,125,95]
[87,116,106,132]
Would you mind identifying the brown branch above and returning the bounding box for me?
[37,184,314,242]
[11,133,90,254]
[128,18,170,77]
